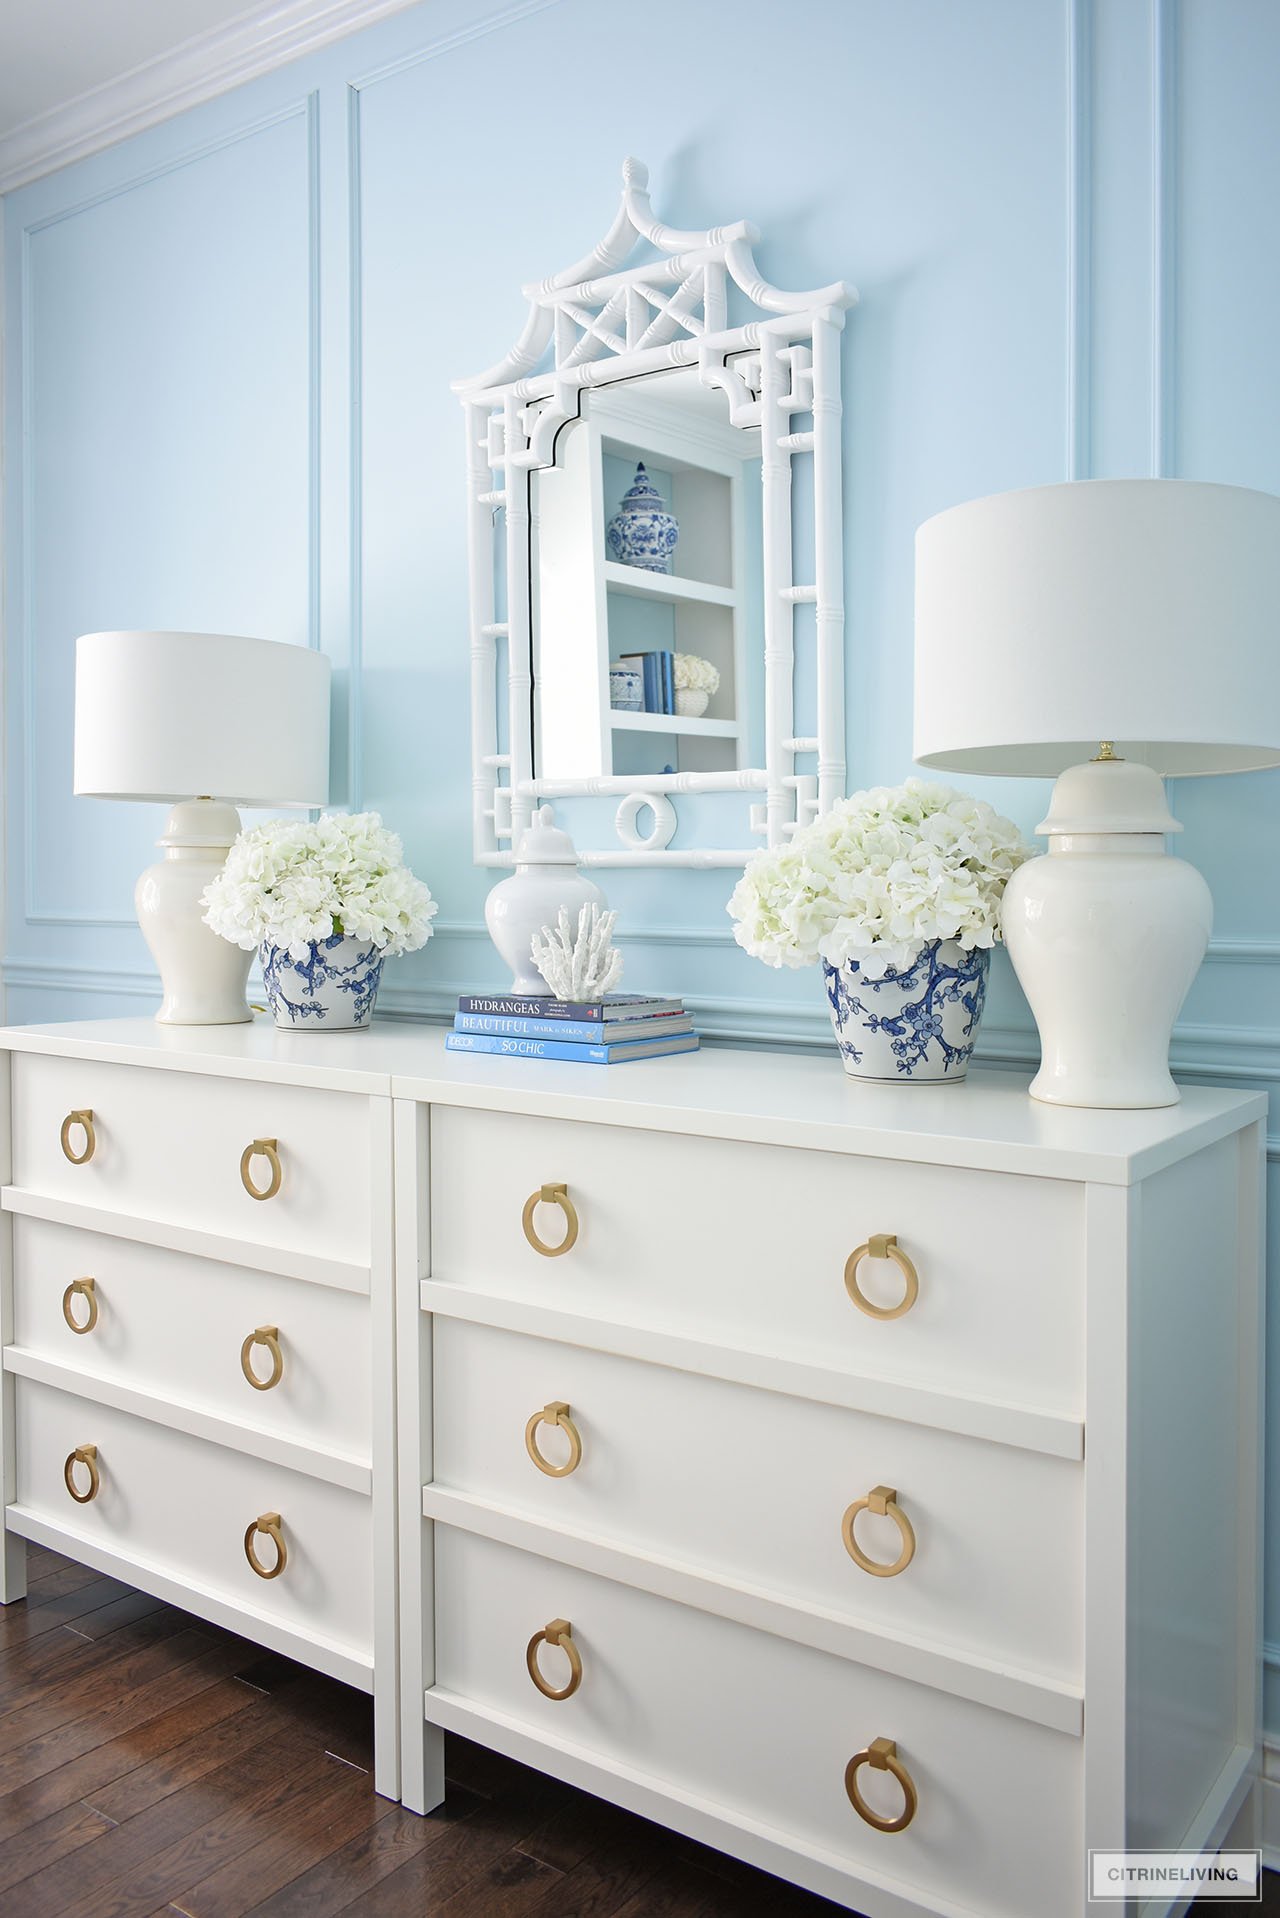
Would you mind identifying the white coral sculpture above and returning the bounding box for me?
[531,904,624,1002]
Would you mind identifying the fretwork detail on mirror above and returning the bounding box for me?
[456,159,857,867]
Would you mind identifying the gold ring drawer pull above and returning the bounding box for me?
[526,1618,582,1700]
[240,1326,284,1391]
[842,1485,916,1578]
[62,1277,99,1335]
[521,1183,579,1258]
[844,1235,919,1320]
[60,1110,96,1165]
[244,1512,287,1579]
[845,1737,918,1833]
[63,1445,100,1504]
[240,1139,282,1202]
[524,1402,583,1478]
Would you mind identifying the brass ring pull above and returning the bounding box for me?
[844,1235,919,1320]
[521,1183,579,1258]
[244,1512,287,1579]
[240,1326,284,1391]
[240,1139,282,1202]
[63,1444,100,1504]
[62,1277,98,1335]
[845,1737,918,1833]
[526,1618,582,1700]
[524,1402,583,1478]
[841,1485,916,1578]
[60,1110,96,1165]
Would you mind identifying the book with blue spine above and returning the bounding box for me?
[455,1011,693,1043]
[457,993,683,1022]
[445,1031,700,1065]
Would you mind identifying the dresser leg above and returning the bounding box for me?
[0,1529,26,1604]
[402,1724,445,1816]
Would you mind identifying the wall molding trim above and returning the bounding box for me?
[1150,0,1178,476]
[16,95,321,929]
[1066,0,1093,481]
[0,0,425,195]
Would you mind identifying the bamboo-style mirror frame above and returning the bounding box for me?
[455,159,856,869]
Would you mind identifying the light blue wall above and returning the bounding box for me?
[5,0,1280,1711]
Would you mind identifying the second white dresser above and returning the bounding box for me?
[390,1040,1265,1918]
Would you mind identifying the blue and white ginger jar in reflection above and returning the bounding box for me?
[260,932,385,1030]
[606,462,679,573]
[823,940,990,1082]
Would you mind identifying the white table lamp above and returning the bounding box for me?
[914,478,1280,1108]
[75,631,331,1025]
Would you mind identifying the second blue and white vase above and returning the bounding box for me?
[823,940,990,1082]
[606,462,679,573]
[260,933,385,1029]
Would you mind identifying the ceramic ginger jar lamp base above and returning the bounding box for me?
[1000,755,1212,1110]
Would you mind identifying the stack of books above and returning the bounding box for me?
[618,650,674,714]
[445,993,699,1065]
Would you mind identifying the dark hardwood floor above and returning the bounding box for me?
[0,1543,1272,1916]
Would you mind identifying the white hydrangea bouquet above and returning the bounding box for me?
[728,779,1029,1082]
[673,651,720,717]
[202,812,437,1030]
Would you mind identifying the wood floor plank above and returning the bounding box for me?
[80,1683,293,1825]
[330,1774,571,1917]
[0,1573,138,1651]
[64,1749,349,1918]
[8,1730,335,1918]
[66,1591,171,1642]
[0,1796,119,1897]
[0,1635,260,1807]
[163,1756,399,1918]
[243,1787,486,1918]
[0,1658,261,1841]
[428,1845,564,1917]
[0,1594,174,1697]
[0,1619,213,1750]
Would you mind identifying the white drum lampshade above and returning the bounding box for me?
[74,632,331,1026]
[914,479,1280,1108]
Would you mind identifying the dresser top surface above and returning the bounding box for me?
[0,1017,1265,1184]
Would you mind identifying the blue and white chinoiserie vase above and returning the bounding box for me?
[260,933,385,1030]
[605,462,679,573]
[608,664,644,711]
[823,940,990,1082]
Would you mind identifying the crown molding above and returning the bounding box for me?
[0,0,423,195]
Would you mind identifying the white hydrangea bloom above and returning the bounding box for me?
[201,812,438,962]
[727,779,1030,974]
[673,652,720,695]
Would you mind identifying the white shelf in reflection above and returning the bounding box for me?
[604,562,735,608]
[609,710,741,738]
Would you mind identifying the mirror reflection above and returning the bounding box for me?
[531,368,763,784]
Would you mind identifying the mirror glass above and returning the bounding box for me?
[530,368,764,785]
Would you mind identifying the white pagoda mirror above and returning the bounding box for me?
[456,160,856,867]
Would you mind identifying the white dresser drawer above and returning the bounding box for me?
[431,1318,1082,1685]
[11,1053,371,1262]
[429,1107,1084,1414]
[11,1216,370,1459]
[13,1377,372,1659]
[431,1527,1083,1918]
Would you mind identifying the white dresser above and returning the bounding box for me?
[0,1020,1265,1917]
[389,1039,1266,1918]
[0,1018,408,1799]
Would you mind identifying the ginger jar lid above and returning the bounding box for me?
[513,804,582,866]
[1037,755,1181,835]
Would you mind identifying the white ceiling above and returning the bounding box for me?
[0,0,279,141]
